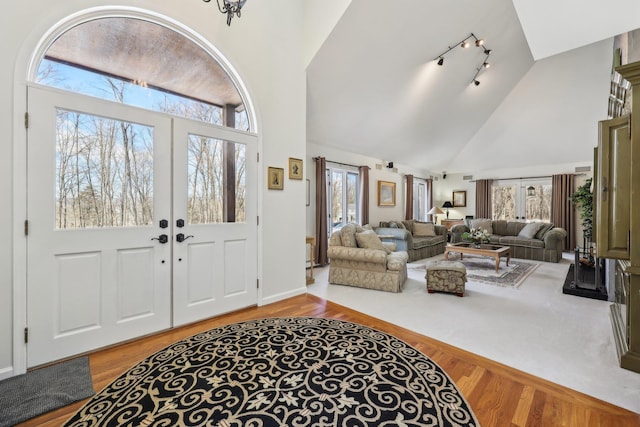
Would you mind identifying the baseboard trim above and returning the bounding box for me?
[259,287,307,306]
[0,365,14,380]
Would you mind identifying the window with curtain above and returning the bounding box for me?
[326,165,360,234]
[412,179,432,221]
[491,179,552,221]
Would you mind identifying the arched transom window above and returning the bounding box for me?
[35,17,249,130]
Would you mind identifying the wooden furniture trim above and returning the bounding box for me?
[441,219,464,229]
[306,236,315,284]
[444,243,511,272]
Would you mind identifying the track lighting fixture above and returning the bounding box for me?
[433,32,493,87]
[470,45,493,86]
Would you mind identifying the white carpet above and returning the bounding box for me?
[307,254,640,413]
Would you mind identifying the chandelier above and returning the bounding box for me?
[203,0,247,26]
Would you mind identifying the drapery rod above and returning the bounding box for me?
[470,173,585,183]
[403,175,431,181]
[313,157,364,169]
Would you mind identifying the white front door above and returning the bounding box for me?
[26,86,257,367]
[172,118,258,326]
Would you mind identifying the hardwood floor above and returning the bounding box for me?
[19,294,640,426]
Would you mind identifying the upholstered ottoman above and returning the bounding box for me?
[425,260,467,297]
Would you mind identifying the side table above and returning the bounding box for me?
[306,236,315,284]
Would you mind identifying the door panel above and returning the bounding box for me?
[27,85,172,367]
[172,118,257,326]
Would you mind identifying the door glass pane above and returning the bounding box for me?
[492,185,516,220]
[331,171,343,232]
[187,135,246,224]
[525,184,552,222]
[414,182,425,221]
[55,109,154,229]
[346,172,358,224]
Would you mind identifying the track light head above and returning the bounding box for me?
[475,38,484,47]
[437,57,444,66]
[461,40,471,48]
[473,79,480,86]
[483,62,490,68]
[483,48,492,55]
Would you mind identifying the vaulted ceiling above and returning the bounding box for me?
[306,0,640,175]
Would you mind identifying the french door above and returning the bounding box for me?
[26,86,257,367]
[492,179,552,222]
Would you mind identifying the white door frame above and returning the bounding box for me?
[11,6,262,377]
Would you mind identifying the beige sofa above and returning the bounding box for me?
[327,224,408,292]
[451,219,567,263]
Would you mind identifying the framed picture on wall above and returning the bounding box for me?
[378,181,396,206]
[288,158,303,180]
[268,167,284,190]
[453,190,466,207]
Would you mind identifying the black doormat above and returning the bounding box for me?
[563,264,608,301]
[0,356,94,427]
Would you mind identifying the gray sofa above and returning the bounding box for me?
[450,219,567,263]
[375,220,447,262]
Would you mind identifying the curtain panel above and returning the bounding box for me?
[551,174,575,251]
[359,166,370,226]
[427,178,433,219]
[314,157,328,265]
[475,179,493,219]
[405,174,414,220]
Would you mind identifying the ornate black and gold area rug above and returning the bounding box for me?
[63,317,479,427]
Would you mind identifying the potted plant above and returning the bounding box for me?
[569,177,594,265]
[569,178,593,241]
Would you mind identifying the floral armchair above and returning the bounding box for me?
[327,224,408,293]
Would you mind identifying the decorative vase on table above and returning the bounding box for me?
[462,228,490,248]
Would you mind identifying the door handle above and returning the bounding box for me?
[151,234,168,244]
[176,233,194,243]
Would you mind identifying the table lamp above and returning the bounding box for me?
[427,206,444,224]
[442,201,453,219]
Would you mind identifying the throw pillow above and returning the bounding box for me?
[535,223,554,240]
[402,220,415,233]
[518,222,545,239]
[340,223,358,247]
[390,220,406,230]
[469,218,493,234]
[355,230,385,251]
[413,222,436,237]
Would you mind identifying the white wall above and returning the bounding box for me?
[303,0,351,67]
[306,142,435,236]
[1,0,308,377]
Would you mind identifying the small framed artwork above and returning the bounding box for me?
[453,190,467,207]
[378,180,396,206]
[289,157,303,180]
[268,167,284,190]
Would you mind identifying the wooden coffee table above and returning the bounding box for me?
[444,242,511,272]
